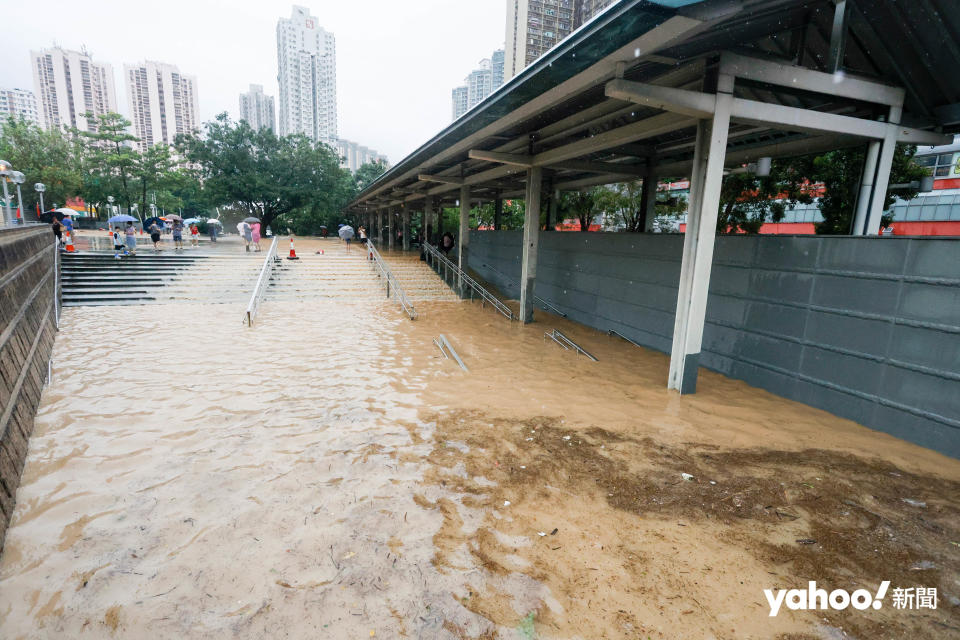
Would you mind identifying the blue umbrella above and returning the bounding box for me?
[108,214,137,223]
[338,225,355,240]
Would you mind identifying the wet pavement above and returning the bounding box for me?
[1,259,959,639]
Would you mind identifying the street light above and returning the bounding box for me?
[35,183,46,219]
[0,159,12,225]
[107,195,115,218]
[10,171,25,224]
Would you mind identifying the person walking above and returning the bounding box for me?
[208,221,218,243]
[440,232,456,255]
[242,222,253,252]
[190,223,200,248]
[172,219,184,251]
[125,221,137,255]
[358,226,367,245]
[251,222,262,252]
[52,217,63,247]
[111,226,126,259]
[149,221,163,252]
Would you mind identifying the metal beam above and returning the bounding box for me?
[826,0,849,73]
[467,150,533,167]
[718,51,905,107]
[551,160,649,176]
[605,78,717,119]
[418,174,463,186]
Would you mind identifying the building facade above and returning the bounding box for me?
[124,60,199,151]
[239,84,276,132]
[451,86,469,121]
[0,88,40,126]
[30,46,118,132]
[276,5,337,144]
[335,138,389,173]
[451,49,505,121]
[504,0,614,79]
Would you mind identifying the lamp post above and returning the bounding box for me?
[35,183,46,220]
[107,195,115,219]
[10,171,25,224]
[0,159,12,225]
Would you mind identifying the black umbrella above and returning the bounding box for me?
[243,217,260,224]
[143,216,163,230]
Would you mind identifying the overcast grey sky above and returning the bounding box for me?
[0,0,507,163]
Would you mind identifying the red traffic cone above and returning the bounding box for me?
[64,230,77,253]
[287,237,299,260]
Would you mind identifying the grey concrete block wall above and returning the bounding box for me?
[0,226,59,548]
[469,231,960,457]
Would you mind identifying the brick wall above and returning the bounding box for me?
[0,226,59,547]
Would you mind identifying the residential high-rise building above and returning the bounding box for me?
[492,49,505,89]
[335,139,389,173]
[30,46,118,132]
[124,60,199,151]
[0,88,40,126]
[451,86,469,121]
[239,84,276,132]
[504,0,614,79]
[451,49,505,122]
[276,5,337,145]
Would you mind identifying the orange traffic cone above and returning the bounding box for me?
[64,230,77,253]
[287,237,299,260]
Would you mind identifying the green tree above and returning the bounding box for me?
[80,112,139,215]
[559,189,601,232]
[179,114,355,234]
[814,144,927,234]
[716,157,815,234]
[354,160,388,191]
[0,117,83,214]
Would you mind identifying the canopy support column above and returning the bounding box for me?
[402,209,410,251]
[668,77,733,394]
[520,166,543,324]
[640,168,658,232]
[864,104,903,236]
[852,141,881,234]
[494,192,503,231]
[459,184,471,293]
[388,207,395,250]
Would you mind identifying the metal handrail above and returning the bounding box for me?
[244,236,280,326]
[608,329,643,349]
[367,240,418,320]
[423,242,514,321]
[544,328,598,361]
[433,334,469,371]
[480,261,566,317]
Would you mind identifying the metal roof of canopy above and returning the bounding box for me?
[347,0,959,212]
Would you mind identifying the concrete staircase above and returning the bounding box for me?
[375,250,461,302]
[60,253,263,307]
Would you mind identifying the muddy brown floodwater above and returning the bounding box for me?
[0,292,958,639]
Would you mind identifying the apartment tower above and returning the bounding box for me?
[0,88,40,126]
[276,5,337,145]
[124,60,199,151]
[239,84,276,132]
[30,46,118,132]
[505,0,615,78]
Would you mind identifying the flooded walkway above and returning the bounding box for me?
[1,269,959,638]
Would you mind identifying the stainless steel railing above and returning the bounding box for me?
[244,236,280,326]
[367,240,418,320]
[433,334,469,371]
[480,261,566,317]
[423,242,514,321]
[544,328,598,361]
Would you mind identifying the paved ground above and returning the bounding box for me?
[0,245,958,639]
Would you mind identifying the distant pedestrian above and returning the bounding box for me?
[209,222,218,243]
[111,227,125,259]
[125,222,137,255]
[358,226,367,245]
[242,222,253,252]
[172,219,184,250]
[251,222,262,252]
[190,223,200,248]
[52,218,62,246]
[440,232,455,255]
[149,222,162,252]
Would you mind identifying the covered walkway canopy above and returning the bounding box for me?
[346,0,958,394]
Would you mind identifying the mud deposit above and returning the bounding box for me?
[0,293,958,639]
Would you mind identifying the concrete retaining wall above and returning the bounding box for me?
[0,226,59,546]
[469,231,960,457]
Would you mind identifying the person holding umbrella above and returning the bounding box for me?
[125,221,137,255]
[241,217,257,252]
[148,220,163,252]
[338,223,355,253]
[108,214,137,258]
[207,218,220,243]
[251,221,262,252]
[168,214,184,251]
